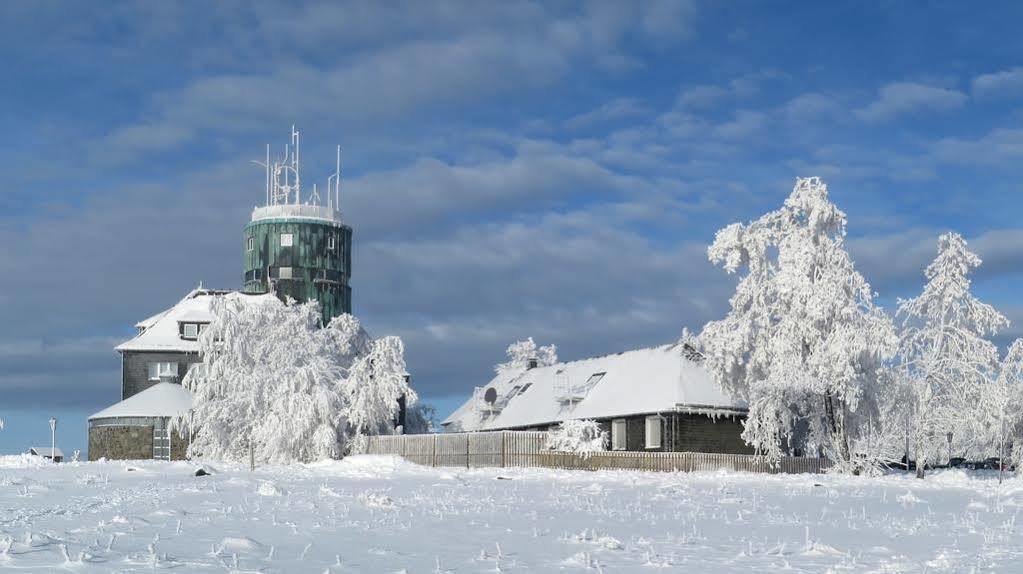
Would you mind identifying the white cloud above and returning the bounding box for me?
[855,82,967,122]
[972,67,1023,99]
[932,128,1023,166]
[565,98,649,130]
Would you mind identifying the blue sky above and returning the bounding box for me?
[3,1,1023,455]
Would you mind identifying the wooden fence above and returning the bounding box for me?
[360,431,829,474]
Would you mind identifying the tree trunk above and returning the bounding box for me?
[824,393,851,463]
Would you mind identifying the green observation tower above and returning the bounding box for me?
[243,127,352,326]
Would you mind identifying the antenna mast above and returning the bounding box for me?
[292,125,301,204]
[254,127,343,211]
[327,145,342,212]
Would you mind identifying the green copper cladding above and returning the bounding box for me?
[243,210,352,326]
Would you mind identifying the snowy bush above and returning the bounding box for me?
[178,296,416,464]
[546,419,608,456]
[698,177,897,465]
[496,338,558,372]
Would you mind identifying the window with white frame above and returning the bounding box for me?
[611,419,627,450]
[182,323,199,339]
[246,236,254,252]
[147,362,178,381]
[280,233,294,247]
[279,266,293,279]
[327,234,336,250]
[645,415,662,449]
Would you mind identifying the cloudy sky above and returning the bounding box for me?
[3,1,1023,453]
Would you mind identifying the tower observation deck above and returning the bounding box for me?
[243,127,352,326]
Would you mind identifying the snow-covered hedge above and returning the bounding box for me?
[546,419,608,457]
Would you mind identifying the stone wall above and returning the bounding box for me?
[88,425,154,461]
[171,429,189,460]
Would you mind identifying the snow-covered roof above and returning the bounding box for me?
[89,383,193,420]
[442,343,746,431]
[117,288,278,353]
[29,447,64,458]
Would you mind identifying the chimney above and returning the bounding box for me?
[527,357,538,370]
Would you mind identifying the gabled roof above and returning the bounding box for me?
[89,383,193,420]
[29,447,64,457]
[442,343,745,432]
[116,287,278,353]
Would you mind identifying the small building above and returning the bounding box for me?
[442,343,753,454]
[88,382,194,461]
[29,447,63,462]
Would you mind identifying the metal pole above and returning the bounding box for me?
[49,417,57,463]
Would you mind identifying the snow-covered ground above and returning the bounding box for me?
[2,455,1022,572]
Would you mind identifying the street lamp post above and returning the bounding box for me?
[48,417,57,463]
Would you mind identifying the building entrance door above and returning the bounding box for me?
[153,427,171,460]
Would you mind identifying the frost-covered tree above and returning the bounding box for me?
[984,339,1023,478]
[179,296,415,464]
[699,177,897,465]
[496,337,558,372]
[546,419,608,456]
[404,403,437,434]
[896,233,1008,477]
[343,335,417,451]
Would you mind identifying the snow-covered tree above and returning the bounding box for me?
[404,403,437,435]
[179,296,415,464]
[984,339,1023,477]
[546,419,608,456]
[496,337,558,372]
[896,232,1008,477]
[343,335,417,451]
[699,177,897,465]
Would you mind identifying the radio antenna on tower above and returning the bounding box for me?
[327,145,342,212]
[253,127,342,211]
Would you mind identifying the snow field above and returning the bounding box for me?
[1,455,1023,572]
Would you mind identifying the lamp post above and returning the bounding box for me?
[48,417,57,463]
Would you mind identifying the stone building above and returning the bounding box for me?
[88,383,194,461]
[442,343,753,454]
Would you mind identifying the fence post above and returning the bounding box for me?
[432,434,437,467]
[501,431,506,468]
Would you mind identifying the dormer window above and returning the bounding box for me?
[180,322,207,340]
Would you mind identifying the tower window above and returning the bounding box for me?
[327,234,336,250]
[279,266,293,279]
[246,236,254,252]
[280,233,294,247]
